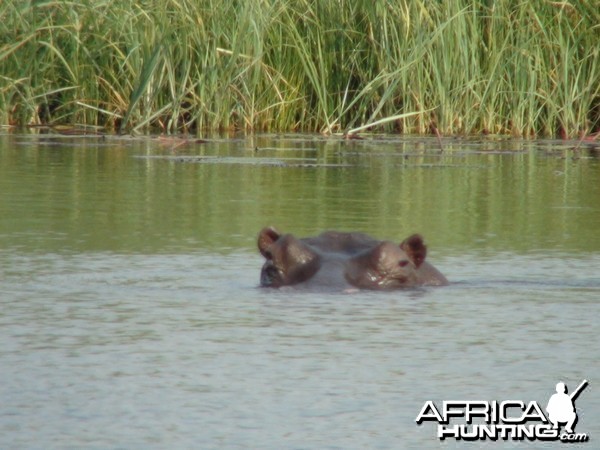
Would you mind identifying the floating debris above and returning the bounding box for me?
[132,154,353,168]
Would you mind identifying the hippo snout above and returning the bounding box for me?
[260,263,281,287]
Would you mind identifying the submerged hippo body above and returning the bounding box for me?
[257,227,448,290]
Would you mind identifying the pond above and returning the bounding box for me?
[1,132,599,448]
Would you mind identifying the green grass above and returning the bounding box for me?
[1,0,599,136]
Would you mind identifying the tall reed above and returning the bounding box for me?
[1,0,599,136]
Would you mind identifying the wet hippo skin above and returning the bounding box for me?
[257,226,448,289]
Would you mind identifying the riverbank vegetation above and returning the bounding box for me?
[1,0,599,136]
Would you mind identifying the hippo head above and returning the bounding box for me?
[257,227,321,287]
[344,234,428,289]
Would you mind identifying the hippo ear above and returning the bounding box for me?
[400,234,427,268]
[258,226,281,257]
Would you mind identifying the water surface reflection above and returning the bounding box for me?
[0,133,598,448]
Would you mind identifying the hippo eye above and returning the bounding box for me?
[398,260,409,267]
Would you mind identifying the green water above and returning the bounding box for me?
[1,133,599,255]
[1,132,599,449]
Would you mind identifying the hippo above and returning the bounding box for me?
[257,226,448,290]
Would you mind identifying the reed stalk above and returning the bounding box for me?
[1,0,598,136]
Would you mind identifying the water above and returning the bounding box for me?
[1,132,599,448]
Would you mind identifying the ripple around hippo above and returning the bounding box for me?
[257,226,448,290]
